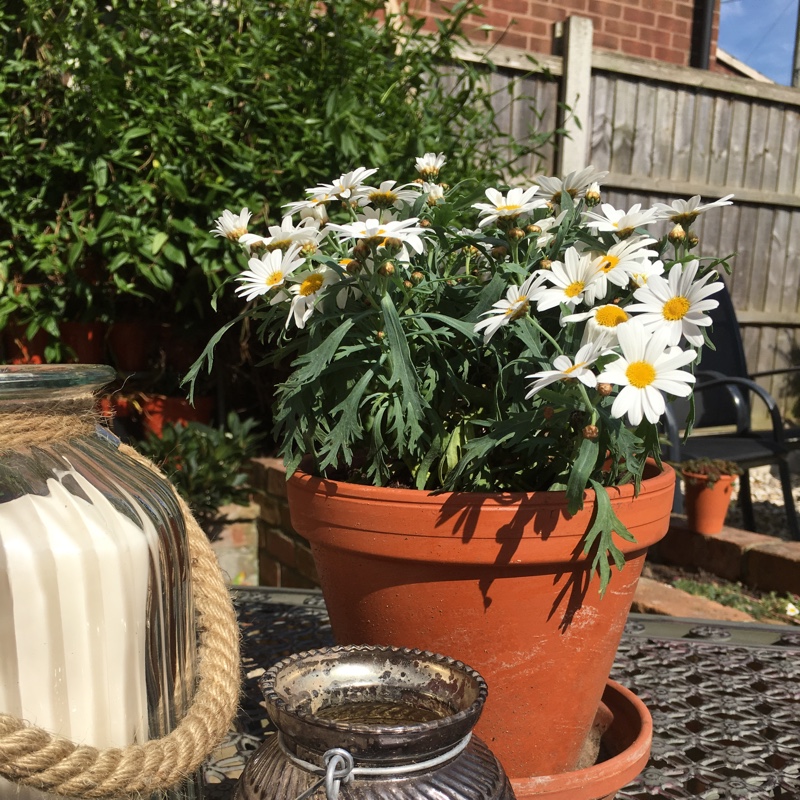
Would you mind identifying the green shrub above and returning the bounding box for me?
[1,0,552,349]
[136,411,264,524]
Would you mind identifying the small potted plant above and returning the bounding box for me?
[679,457,743,535]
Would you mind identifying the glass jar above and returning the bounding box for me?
[0,365,197,800]
[236,645,514,800]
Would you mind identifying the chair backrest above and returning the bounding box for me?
[668,280,748,430]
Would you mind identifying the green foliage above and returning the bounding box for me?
[678,457,743,488]
[673,577,799,624]
[190,161,731,589]
[0,0,553,350]
[136,412,263,520]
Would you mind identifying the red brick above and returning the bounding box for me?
[623,6,655,26]
[671,32,691,52]
[509,16,550,36]
[258,555,280,587]
[481,9,511,28]
[656,14,687,35]
[622,39,653,58]
[633,577,755,622]
[654,46,685,65]
[528,35,553,55]
[492,0,529,14]
[267,529,297,567]
[531,3,569,22]
[493,29,529,49]
[296,545,320,585]
[258,496,282,526]
[745,540,800,595]
[673,2,695,20]
[611,19,638,38]
[594,31,620,50]
[588,0,623,20]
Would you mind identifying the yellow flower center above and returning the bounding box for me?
[265,271,284,287]
[565,280,585,298]
[227,226,247,241]
[496,204,521,213]
[595,305,629,327]
[662,296,691,321]
[369,190,398,208]
[299,273,324,296]
[598,254,620,273]
[563,361,585,375]
[626,361,656,388]
[266,238,293,252]
[504,297,530,319]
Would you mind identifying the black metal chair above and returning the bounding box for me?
[663,283,800,540]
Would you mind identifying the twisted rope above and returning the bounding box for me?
[0,428,241,797]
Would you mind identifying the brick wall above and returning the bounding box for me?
[251,457,320,588]
[406,0,726,72]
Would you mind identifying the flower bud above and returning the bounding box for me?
[538,257,552,270]
[668,223,686,246]
[383,237,403,253]
[403,280,413,289]
[687,231,699,249]
[420,218,432,228]
[597,383,613,397]
[378,261,396,276]
[582,425,600,441]
[525,224,542,235]
[543,406,555,420]
[507,227,525,241]
[300,242,318,257]
[584,182,601,207]
[411,270,424,284]
[376,330,386,341]
[491,246,508,260]
[353,242,370,261]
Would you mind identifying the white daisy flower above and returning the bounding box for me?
[562,303,632,347]
[211,207,252,241]
[473,186,547,228]
[535,247,602,312]
[422,182,445,206]
[260,216,327,252]
[653,194,734,226]
[629,258,665,289]
[597,320,697,427]
[286,266,340,329]
[525,341,604,398]
[625,259,724,347]
[327,167,379,199]
[235,244,306,302]
[585,235,658,303]
[583,203,660,237]
[534,167,609,205]
[353,180,420,210]
[283,192,333,219]
[415,152,446,180]
[532,210,568,249]
[238,233,270,255]
[327,213,430,256]
[473,272,547,343]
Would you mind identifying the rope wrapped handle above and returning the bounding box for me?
[0,443,241,798]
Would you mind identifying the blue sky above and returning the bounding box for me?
[719,0,798,84]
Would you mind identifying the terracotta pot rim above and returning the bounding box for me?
[510,679,652,799]
[289,459,674,508]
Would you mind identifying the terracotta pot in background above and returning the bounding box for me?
[683,471,736,535]
[140,394,214,438]
[60,321,109,364]
[108,321,156,372]
[2,323,49,364]
[287,462,675,783]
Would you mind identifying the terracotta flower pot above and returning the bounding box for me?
[140,394,215,438]
[60,321,109,364]
[287,462,675,782]
[683,471,736,535]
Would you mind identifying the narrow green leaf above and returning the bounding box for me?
[151,231,168,255]
[566,437,599,515]
[380,293,423,415]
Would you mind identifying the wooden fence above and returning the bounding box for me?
[459,18,800,424]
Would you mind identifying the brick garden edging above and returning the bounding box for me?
[654,517,800,596]
[251,458,319,588]
[250,458,800,599]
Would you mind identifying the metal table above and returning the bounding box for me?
[204,586,800,799]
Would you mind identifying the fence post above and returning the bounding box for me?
[558,16,593,176]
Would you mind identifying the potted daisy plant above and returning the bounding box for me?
[190,156,732,787]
